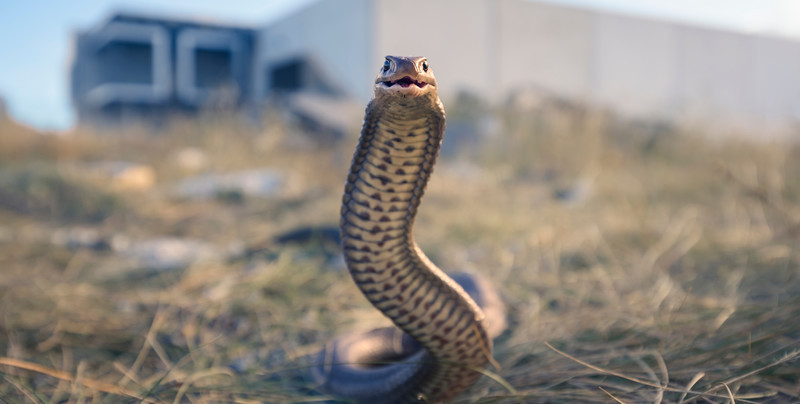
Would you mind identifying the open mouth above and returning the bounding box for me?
[382,76,428,88]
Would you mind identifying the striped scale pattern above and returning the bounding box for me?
[340,94,493,402]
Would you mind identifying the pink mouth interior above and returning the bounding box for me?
[383,76,428,88]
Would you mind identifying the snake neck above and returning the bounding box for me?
[340,94,492,402]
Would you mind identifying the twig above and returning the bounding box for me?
[544,342,766,403]
[677,372,705,403]
[690,349,800,402]
[723,383,736,403]
[599,386,626,403]
[0,357,162,403]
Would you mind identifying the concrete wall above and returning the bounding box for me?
[591,11,681,117]
[373,0,492,100]
[251,0,800,135]
[491,0,800,134]
[752,36,800,125]
[494,0,594,101]
[255,0,374,101]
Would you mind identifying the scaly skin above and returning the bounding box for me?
[338,56,493,403]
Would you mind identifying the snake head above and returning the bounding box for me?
[375,56,438,98]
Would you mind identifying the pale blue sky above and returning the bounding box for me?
[1,0,799,131]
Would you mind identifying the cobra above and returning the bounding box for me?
[313,56,506,403]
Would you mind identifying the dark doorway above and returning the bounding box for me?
[195,48,233,89]
[270,59,304,91]
[97,41,153,85]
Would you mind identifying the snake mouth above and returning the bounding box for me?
[382,76,428,88]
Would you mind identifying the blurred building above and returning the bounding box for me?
[261,0,800,136]
[71,12,257,127]
[72,1,800,136]
[0,95,7,120]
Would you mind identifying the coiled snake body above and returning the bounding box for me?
[313,56,505,403]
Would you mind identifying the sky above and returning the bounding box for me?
[1,0,799,131]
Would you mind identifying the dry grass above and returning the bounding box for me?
[0,102,798,403]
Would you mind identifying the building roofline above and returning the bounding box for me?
[86,9,258,35]
[527,0,800,43]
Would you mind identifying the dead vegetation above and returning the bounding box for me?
[0,103,798,403]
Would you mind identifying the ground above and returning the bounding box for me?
[0,103,798,403]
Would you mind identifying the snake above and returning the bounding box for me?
[312,56,506,403]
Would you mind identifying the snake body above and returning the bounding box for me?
[313,56,502,403]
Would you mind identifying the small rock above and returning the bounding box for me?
[553,176,594,205]
[51,227,110,251]
[116,237,235,271]
[87,161,156,191]
[175,169,287,200]
[172,147,208,172]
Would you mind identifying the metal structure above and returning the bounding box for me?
[70,12,255,127]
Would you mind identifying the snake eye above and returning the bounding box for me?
[422,61,428,72]
[383,59,390,72]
